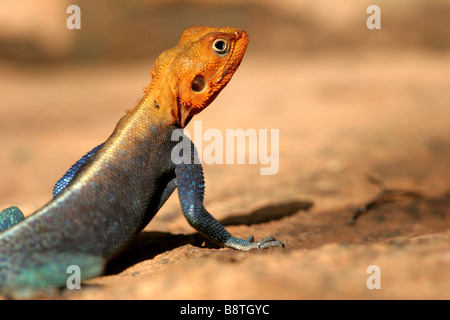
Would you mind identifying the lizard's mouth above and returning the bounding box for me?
[179,101,192,128]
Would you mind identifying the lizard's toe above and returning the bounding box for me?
[223,235,284,251]
[256,235,285,250]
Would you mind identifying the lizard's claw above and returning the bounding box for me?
[223,235,285,251]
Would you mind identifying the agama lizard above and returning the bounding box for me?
[0,26,284,297]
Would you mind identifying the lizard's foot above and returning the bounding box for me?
[0,206,25,232]
[223,235,285,251]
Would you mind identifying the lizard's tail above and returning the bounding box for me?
[0,252,105,298]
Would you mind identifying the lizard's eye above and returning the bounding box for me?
[192,75,207,93]
[212,38,230,56]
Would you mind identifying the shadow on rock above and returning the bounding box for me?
[105,199,312,275]
[220,200,313,226]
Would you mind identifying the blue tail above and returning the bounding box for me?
[1,252,105,298]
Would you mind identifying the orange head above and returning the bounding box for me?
[147,26,249,127]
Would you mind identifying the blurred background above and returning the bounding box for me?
[0,0,449,299]
[0,0,448,62]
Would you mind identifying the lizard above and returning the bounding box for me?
[0,26,284,297]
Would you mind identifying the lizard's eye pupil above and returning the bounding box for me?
[192,75,207,93]
[212,38,230,56]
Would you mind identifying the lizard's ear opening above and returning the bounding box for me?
[177,75,211,127]
[191,75,207,93]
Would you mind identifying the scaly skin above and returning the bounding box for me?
[0,26,284,297]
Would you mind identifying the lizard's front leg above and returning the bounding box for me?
[52,143,104,197]
[174,141,284,251]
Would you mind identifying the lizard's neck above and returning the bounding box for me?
[114,83,179,139]
[138,77,182,126]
